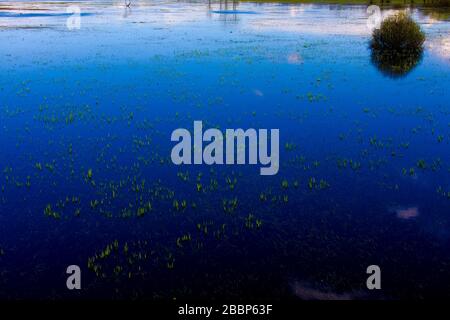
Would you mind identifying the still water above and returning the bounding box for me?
[0,1,449,299]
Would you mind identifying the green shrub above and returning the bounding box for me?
[371,11,425,53]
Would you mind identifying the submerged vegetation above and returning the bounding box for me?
[0,1,449,300]
[370,12,425,77]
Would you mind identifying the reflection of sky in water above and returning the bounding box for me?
[428,35,450,60]
[0,1,450,300]
[0,1,447,67]
[1,2,449,61]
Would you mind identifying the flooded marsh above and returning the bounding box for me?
[0,0,450,300]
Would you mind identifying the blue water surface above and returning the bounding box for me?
[0,1,449,300]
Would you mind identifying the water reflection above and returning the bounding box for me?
[208,0,241,24]
[429,35,450,60]
[420,7,450,21]
[1,1,450,301]
[0,1,449,62]
[122,2,132,18]
[371,48,423,77]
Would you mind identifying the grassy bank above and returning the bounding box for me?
[242,0,449,7]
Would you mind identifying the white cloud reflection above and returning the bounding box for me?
[1,2,449,62]
[428,36,450,60]
[287,52,302,64]
[247,7,406,36]
[291,281,364,300]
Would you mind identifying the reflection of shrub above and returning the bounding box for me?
[371,12,425,53]
[371,50,422,78]
[371,12,425,78]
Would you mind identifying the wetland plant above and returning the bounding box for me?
[417,159,427,170]
[260,192,267,202]
[370,12,425,77]
[44,204,60,219]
